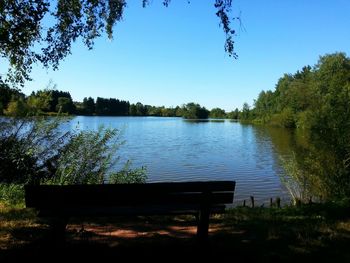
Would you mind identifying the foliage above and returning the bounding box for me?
[0,117,69,184]
[250,52,350,200]
[1,0,237,86]
[109,160,147,184]
[56,97,74,113]
[227,108,239,119]
[0,117,147,186]
[4,98,30,117]
[272,107,295,128]
[27,90,51,115]
[210,107,227,118]
[82,97,95,115]
[181,102,209,119]
[52,126,124,185]
[240,102,251,120]
[0,83,25,114]
[95,97,130,116]
[0,184,24,206]
[1,87,76,116]
[279,152,323,204]
[2,87,237,119]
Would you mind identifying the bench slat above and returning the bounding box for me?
[25,181,235,209]
[24,181,235,243]
[37,204,227,217]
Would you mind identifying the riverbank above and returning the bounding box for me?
[1,201,350,261]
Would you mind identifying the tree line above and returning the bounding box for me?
[241,52,350,131]
[0,87,242,119]
[240,52,350,199]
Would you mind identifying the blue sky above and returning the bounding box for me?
[22,0,350,111]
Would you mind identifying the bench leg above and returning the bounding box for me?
[197,207,210,242]
[49,217,68,245]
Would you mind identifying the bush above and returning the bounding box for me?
[109,161,147,184]
[0,117,69,184]
[0,184,25,206]
[52,126,128,185]
[0,117,147,186]
[269,108,295,128]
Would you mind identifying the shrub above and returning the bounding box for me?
[0,184,25,206]
[0,117,147,186]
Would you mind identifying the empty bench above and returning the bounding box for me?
[25,181,235,242]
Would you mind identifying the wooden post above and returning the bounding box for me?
[50,217,68,245]
[197,191,211,243]
[270,198,273,208]
[250,196,255,208]
[243,200,246,207]
[197,206,210,242]
[276,197,281,208]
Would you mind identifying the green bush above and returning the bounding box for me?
[0,117,70,184]
[47,124,148,185]
[0,184,25,206]
[1,117,147,186]
[109,161,147,184]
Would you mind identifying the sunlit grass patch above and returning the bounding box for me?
[0,203,45,250]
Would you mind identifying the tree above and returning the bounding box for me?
[49,90,73,112]
[0,0,237,86]
[210,107,226,118]
[0,83,25,114]
[27,90,52,114]
[243,52,350,199]
[5,97,29,117]
[135,102,147,116]
[129,104,137,116]
[95,97,107,115]
[227,108,239,119]
[182,102,209,119]
[56,97,74,114]
[82,97,95,115]
[311,53,350,151]
[241,102,250,120]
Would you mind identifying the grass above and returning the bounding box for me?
[0,201,350,261]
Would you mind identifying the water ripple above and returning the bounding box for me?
[66,116,292,205]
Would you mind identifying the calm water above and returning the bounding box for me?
[64,116,293,205]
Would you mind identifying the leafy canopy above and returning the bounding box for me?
[0,0,238,86]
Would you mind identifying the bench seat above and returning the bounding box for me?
[25,181,235,242]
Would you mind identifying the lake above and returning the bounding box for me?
[64,116,293,205]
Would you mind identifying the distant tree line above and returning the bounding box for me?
[1,87,243,119]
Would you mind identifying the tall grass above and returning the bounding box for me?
[0,184,25,207]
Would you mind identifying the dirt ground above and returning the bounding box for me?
[1,207,350,262]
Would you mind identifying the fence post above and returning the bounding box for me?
[276,197,281,208]
[250,196,255,208]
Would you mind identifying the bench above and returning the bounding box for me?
[25,181,235,242]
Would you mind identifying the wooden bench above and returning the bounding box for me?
[25,181,235,242]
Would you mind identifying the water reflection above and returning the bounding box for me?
[183,119,226,123]
[260,126,346,203]
[63,117,297,205]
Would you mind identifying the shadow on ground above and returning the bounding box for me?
[1,205,350,262]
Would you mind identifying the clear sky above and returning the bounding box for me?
[22,0,350,111]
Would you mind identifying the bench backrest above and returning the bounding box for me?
[25,181,235,210]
